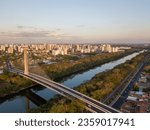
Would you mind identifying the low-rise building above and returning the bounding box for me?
[0,70,3,74]
[121,92,150,113]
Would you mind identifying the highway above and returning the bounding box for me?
[103,53,150,109]
[5,49,150,113]
[102,63,143,106]
[9,67,120,113]
[111,63,144,108]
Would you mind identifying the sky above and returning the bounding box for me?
[0,0,150,44]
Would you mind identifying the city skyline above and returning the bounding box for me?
[0,0,150,44]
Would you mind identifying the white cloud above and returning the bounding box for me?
[0,25,82,43]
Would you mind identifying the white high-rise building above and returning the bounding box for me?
[105,44,112,53]
[112,47,118,52]
[8,45,14,53]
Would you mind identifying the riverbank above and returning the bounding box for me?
[0,73,35,98]
[0,50,136,98]
[29,51,146,112]
[30,50,137,81]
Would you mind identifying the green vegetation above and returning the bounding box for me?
[30,50,136,80]
[29,95,86,113]
[56,54,80,61]
[143,57,150,92]
[75,53,144,101]
[133,84,139,91]
[30,52,146,113]
[144,64,150,73]
[143,87,150,92]
[0,51,134,98]
[0,72,34,97]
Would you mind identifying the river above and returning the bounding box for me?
[0,51,142,112]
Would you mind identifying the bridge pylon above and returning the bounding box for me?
[23,46,29,75]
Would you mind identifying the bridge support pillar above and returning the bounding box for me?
[24,47,29,75]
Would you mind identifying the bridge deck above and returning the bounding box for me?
[9,68,120,113]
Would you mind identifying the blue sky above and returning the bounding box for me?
[0,0,150,43]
